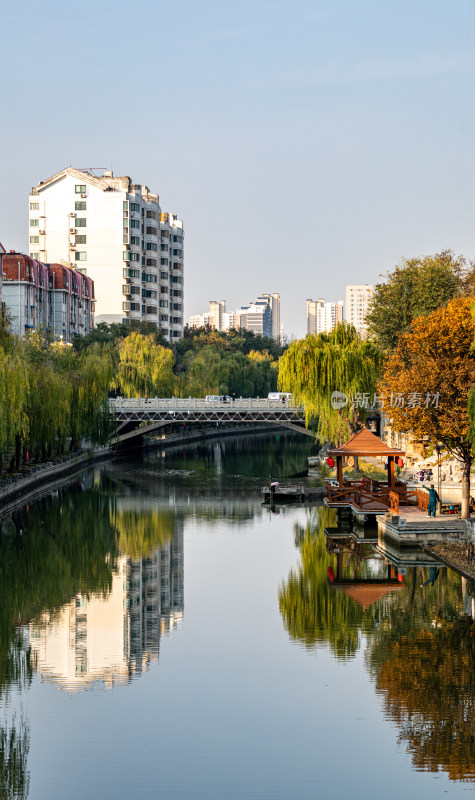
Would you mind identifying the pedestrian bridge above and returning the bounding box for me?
[109,398,310,444]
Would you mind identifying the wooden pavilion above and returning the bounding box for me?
[325,428,408,514]
[329,428,404,489]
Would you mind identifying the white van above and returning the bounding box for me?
[205,395,221,401]
[268,392,292,401]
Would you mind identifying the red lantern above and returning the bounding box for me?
[398,458,404,468]
[327,457,335,467]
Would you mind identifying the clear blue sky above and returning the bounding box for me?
[2,0,475,337]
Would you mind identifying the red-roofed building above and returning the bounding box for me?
[0,252,94,341]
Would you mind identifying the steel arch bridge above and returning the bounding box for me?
[109,398,312,444]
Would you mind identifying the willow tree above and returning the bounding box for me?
[115,332,176,397]
[278,324,383,443]
[0,349,28,472]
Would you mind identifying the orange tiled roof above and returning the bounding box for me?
[328,428,404,457]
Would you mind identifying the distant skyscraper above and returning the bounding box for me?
[344,285,373,336]
[307,298,343,335]
[209,300,226,331]
[189,293,280,339]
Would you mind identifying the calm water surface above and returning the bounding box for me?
[0,433,474,799]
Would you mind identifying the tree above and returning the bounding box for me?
[115,332,176,397]
[278,324,383,443]
[379,296,475,518]
[370,620,475,781]
[366,251,475,350]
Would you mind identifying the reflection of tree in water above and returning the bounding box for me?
[279,508,379,659]
[113,508,175,559]
[367,573,475,782]
[0,487,119,798]
[0,714,30,800]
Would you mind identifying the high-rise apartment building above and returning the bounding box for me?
[260,293,280,340]
[344,285,373,336]
[209,300,226,330]
[307,298,343,334]
[29,167,184,340]
[159,213,184,339]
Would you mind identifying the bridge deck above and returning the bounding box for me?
[109,397,304,424]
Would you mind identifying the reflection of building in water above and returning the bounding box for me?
[29,526,184,691]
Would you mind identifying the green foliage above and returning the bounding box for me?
[73,320,168,352]
[115,332,176,397]
[366,250,474,350]
[0,334,113,472]
[278,324,382,444]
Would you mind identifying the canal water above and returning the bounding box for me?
[0,433,474,799]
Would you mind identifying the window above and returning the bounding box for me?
[173,303,182,311]
[75,234,87,244]
[160,271,168,280]
[30,235,39,243]
[146,210,157,220]
[173,331,180,337]
[123,217,129,228]
[30,219,39,227]
[172,249,182,257]
[130,219,140,228]
[30,202,39,210]
[171,275,183,284]
[130,302,140,311]
[75,252,87,261]
[143,273,157,283]
[130,202,140,212]
[30,252,40,259]
[159,300,169,308]
[160,244,168,252]
[131,235,140,245]
[75,185,86,193]
[146,258,157,267]
[123,252,130,261]
[160,314,169,322]
[75,218,86,227]
[123,201,128,210]
[130,253,140,262]
[160,286,169,293]
[146,226,157,236]
[123,268,140,278]
[130,286,140,295]
[173,290,182,297]
[160,258,168,265]
[146,242,157,251]
[75,201,86,210]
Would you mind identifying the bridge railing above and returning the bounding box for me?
[109,397,300,411]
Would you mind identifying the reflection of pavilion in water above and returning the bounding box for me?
[29,525,184,692]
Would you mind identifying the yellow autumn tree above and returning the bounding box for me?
[378,296,475,517]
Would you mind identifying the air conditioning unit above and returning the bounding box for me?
[70,228,75,233]
[80,193,87,198]
[39,230,45,235]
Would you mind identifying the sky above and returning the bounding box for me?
[2,0,475,337]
